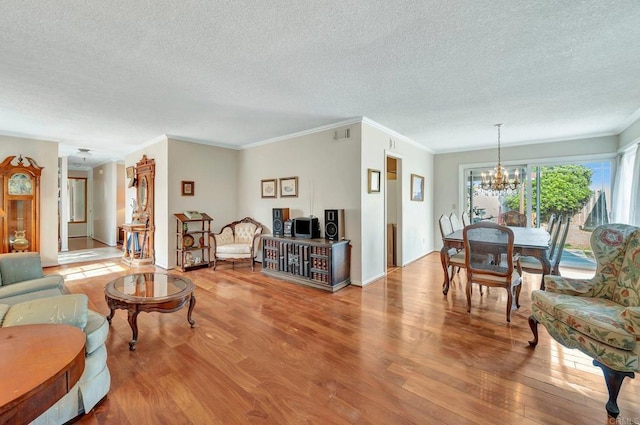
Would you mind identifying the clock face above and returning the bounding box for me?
[8,173,33,195]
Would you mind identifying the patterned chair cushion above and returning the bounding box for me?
[216,244,252,256]
[532,304,639,372]
[532,290,635,350]
[544,275,595,296]
[234,223,257,245]
[613,230,640,307]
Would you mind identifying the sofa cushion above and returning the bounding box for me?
[613,230,640,307]
[532,290,635,350]
[234,222,257,245]
[0,252,44,285]
[2,294,89,330]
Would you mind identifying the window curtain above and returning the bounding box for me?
[612,143,640,225]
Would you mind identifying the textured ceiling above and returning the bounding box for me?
[2,0,640,164]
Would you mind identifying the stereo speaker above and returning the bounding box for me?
[272,208,290,236]
[283,220,293,237]
[324,209,345,241]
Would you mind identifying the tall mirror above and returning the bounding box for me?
[68,177,87,223]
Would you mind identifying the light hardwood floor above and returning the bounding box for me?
[49,253,640,424]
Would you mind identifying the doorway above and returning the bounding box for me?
[386,155,402,270]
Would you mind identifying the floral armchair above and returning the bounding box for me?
[528,223,640,419]
[210,217,263,271]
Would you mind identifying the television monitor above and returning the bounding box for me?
[294,217,320,239]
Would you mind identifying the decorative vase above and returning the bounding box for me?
[12,230,29,251]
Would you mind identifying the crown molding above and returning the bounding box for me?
[361,116,433,153]
[615,106,640,134]
[241,117,363,149]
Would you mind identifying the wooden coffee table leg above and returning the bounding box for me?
[127,309,139,351]
[106,308,115,324]
[187,293,196,327]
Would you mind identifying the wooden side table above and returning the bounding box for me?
[0,324,85,425]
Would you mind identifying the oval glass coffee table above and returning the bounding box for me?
[105,273,196,350]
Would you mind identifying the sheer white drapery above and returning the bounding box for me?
[612,143,640,225]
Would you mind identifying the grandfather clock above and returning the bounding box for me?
[0,155,43,253]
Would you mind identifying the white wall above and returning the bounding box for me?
[92,162,119,246]
[433,135,619,249]
[238,124,363,283]
[0,136,59,266]
[361,122,434,285]
[167,138,239,269]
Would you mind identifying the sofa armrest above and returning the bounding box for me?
[620,307,640,336]
[544,275,596,296]
[0,274,67,300]
[1,294,88,329]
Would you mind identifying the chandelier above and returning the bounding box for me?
[479,123,520,195]
[76,148,92,161]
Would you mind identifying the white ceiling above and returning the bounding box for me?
[3,0,640,165]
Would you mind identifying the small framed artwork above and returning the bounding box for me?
[126,166,136,188]
[181,180,195,196]
[368,168,381,193]
[280,176,298,197]
[261,178,277,198]
[410,174,424,201]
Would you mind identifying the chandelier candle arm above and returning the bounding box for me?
[479,123,521,195]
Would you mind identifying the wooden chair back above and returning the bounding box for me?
[449,213,463,231]
[502,210,527,227]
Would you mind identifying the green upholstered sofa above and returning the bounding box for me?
[0,294,111,424]
[0,252,67,305]
[528,223,640,419]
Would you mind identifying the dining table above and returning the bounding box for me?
[440,226,551,295]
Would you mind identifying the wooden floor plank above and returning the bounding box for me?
[48,253,640,424]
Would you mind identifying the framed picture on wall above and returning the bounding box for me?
[280,177,298,197]
[261,179,277,198]
[410,174,424,201]
[368,169,381,193]
[181,180,195,196]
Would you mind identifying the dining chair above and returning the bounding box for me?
[439,215,465,279]
[449,213,463,231]
[502,210,527,227]
[463,221,522,322]
[518,216,570,289]
[461,211,471,227]
[546,213,557,237]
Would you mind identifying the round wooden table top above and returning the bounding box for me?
[0,323,86,425]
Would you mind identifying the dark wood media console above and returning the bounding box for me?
[262,236,351,292]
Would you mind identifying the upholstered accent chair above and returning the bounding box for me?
[529,223,640,419]
[210,217,263,271]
